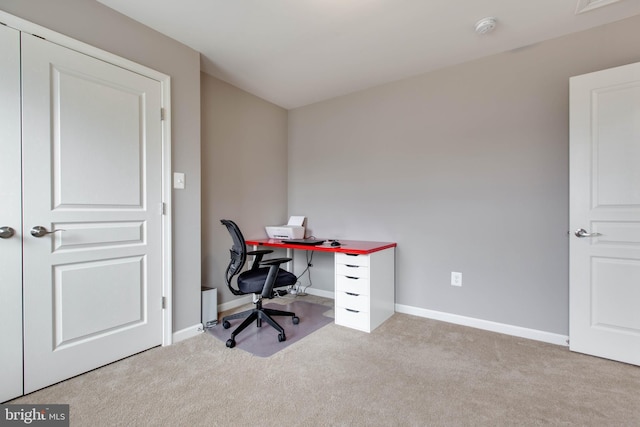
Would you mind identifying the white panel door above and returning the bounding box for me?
[21,33,164,393]
[0,24,23,403]
[570,62,640,365]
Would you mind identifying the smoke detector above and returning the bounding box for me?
[475,17,497,35]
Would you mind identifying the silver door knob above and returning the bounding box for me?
[30,226,65,238]
[0,226,15,239]
[574,228,602,238]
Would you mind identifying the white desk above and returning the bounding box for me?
[245,239,396,332]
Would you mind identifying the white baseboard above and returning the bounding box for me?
[302,287,334,299]
[172,323,203,343]
[208,292,567,347]
[218,295,252,313]
[171,296,253,345]
[395,304,569,347]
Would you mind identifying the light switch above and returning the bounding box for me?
[173,172,185,190]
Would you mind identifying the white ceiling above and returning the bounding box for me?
[97,0,640,109]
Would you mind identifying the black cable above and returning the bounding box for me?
[295,250,313,280]
[295,250,313,296]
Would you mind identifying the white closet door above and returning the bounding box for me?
[21,33,164,393]
[0,24,23,403]
[570,62,640,365]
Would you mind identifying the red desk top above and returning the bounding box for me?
[245,238,396,255]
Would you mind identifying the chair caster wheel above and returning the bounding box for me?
[226,339,235,348]
[292,316,300,325]
[278,333,286,342]
[222,320,230,329]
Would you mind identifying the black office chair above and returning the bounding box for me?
[220,219,299,348]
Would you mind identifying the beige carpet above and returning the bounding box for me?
[9,296,640,426]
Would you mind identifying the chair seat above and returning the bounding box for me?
[238,267,297,294]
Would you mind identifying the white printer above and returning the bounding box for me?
[265,216,306,239]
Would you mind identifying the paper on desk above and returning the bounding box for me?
[288,216,306,226]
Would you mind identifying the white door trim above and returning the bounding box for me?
[0,10,174,346]
[0,22,24,403]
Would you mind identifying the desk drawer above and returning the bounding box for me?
[336,263,369,279]
[336,252,370,267]
[335,306,370,332]
[335,274,370,295]
[336,290,370,313]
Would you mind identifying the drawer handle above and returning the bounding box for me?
[345,276,359,280]
[345,253,359,257]
[345,264,359,268]
[346,292,360,296]
[346,308,360,313]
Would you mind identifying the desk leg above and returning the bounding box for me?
[251,245,258,269]
[285,248,293,273]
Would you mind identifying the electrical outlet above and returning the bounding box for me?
[451,272,462,287]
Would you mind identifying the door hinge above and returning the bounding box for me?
[160,108,165,121]
[162,296,167,309]
[160,202,167,215]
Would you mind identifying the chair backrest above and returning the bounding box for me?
[220,219,247,295]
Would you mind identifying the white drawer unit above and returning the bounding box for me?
[334,248,395,333]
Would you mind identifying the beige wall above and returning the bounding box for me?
[288,15,640,335]
[201,72,288,305]
[1,0,202,332]
[6,0,639,337]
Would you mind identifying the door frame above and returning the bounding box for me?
[1,11,174,346]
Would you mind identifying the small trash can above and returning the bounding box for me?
[201,287,218,328]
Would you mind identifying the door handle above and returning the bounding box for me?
[0,226,15,239]
[574,228,602,238]
[30,226,66,238]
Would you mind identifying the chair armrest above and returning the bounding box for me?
[247,249,273,256]
[260,257,292,266]
[247,249,274,270]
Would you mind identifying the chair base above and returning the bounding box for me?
[222,299,299,348]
